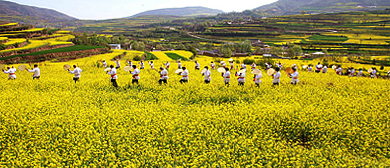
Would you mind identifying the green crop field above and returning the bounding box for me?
[165,52,189,61]
[0,45,104,60]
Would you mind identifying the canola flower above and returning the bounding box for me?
[0,53,390,167]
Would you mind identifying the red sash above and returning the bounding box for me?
[10,73,15,75]
[133,74,139,79]
[111,74,117,78]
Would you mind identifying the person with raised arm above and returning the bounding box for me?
[254,69,262,87]
[236,68,246,86]
[27,64,40,79]
[68,65,82,83]
[3,66,17,80]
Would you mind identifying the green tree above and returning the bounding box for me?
[270,46,283,55]
[287,45,302,57]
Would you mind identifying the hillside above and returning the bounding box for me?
[254,0,390,15]
[129,7,224,17]
[0,0,77,21]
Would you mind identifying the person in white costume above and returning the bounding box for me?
[223,68,231,86]
[130,65,140,84]
[27,64,40,79]
[159,67,168,85]
[68,65,82,83]
[179,67,189,84]
[107,65,118,87]
[273,67,281,86]
[3,66,17,80]
[202,66,211,84]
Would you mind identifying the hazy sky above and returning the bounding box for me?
[7,0,277,20]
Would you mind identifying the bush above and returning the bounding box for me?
[243,58,254,65]
[133,55,142,61]
[257,57,275,69]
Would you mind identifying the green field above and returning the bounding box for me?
[165,52,189,61]
[0,45,104,60]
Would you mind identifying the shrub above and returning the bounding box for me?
[243,58,254,65]
[133,55,142,61]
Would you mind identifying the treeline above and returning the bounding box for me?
[71,33,126,49]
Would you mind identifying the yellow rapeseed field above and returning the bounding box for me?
[1,53,390,167]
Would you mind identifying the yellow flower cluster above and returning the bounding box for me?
[0,54,389,167]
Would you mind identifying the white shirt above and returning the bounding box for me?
[308,67,313,72]
[69,67,82,78]
[221,62,227,67]
[108,68,118,79]
[204,69,211,81]
[322,66,328,73]
[254,73,262,84]
[211,63,215,69]
[316,64,322,70]
[149,62,154,69]
[251,63,256,69]
[103,61,107,67]
[336,67,342,75]
[115,60,121,68]
[291,71,299,83]
[357,70,363,77]
[140,62,144,68]
[372,70,377,77]
[178,62,182,68]
[127,61,133,67]
[273,71,281,83]
[241,64,246,69]
[223,71,231,79]
[350,69,355,76]
[237,70,246,83]
[181,69,189,80]
[166,62,170,68]
[230,62,234,67]
[28,67,40,77]
[266,63,272,69]
[195,63,200,69]
[4,68,17,78]
[131,68,140,80]
[160,69,168,80]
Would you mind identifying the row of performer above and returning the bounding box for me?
[2,61,387,86]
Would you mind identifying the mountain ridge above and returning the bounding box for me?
[0,0,77,21]
[253,0,389,15]
[129,6,224,18]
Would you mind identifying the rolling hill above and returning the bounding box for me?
[0,0,77,21]
[254,0,390,15]
[129,7,224,17]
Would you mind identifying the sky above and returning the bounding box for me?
[6,0,277,20]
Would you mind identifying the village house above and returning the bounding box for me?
[109,44,121,50]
